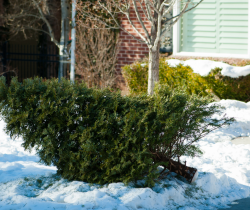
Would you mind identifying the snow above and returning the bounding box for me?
[1,99,250,209]
[166,59,250,78]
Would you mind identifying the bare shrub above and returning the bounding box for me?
[2,0,60,41]
[75,3,121,89]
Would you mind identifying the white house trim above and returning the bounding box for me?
[248,0,250,58]
[173,1,180,55]
[173,0,250,59]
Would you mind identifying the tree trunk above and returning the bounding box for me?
[147,42,160,95]
[59,0,69,81]
[167,159,198,184]
[147,1,163,96]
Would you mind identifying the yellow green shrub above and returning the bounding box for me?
[205,68,250,102]
[122,57,210,97]
[122,58,250,102]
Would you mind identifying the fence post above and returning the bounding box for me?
[2,42,7,73]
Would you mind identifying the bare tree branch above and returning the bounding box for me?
[1,0,61,46]
[76,0,204,95]
[144,0,154,21]
[75,18,120,88]
[162,0,203,25]
[132,0,151,43]
[162,0,176,17]
[160,0,204,38]
[137,0,152,22]
[31,0,59,47]
[77,1,147,44]
[1,0,69,80]
[145,0,160,14]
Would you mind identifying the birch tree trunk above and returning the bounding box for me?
[59,0,69,81]
[148,43,160,95]
[147,2,162,96]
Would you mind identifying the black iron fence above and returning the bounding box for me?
[0,42,59,84]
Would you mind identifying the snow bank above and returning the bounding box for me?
[0,121,56,183]
[166,59,250,78]
[0,100,250,209]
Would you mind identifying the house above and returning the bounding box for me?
[117,0,250,71]
[172,0,249,58]
[116,2,172,92]
[116,0,250,92]
[3,0,247,91]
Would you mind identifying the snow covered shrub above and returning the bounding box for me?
[0,77,233,187]
[122,58,250,102]
[122,57,210,96]
[204,67,250,102]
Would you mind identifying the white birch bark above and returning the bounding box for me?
[148,44,160,95]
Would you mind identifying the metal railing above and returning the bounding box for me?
[0,42,59,84]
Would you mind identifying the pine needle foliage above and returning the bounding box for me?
[0,77,234,187]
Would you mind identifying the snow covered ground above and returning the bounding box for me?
[0,99,250,210]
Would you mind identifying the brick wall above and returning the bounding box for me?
[116,3,152,93]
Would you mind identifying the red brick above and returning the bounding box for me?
[120,48,130,52]
[125,31,137,37]
[133,43,143,47]
[130,17,139,21]
[140,51,149,55]
[126,61,135,65]
[127,28,136,32]
[115,3,155,81]
[119,61,130,64]
[133,24,143,28]
[126,50,135,54]
[122,54,133,58]
[137,47,145,51]
[116,64,125,67]
[128,47,138,51]
[126,58,136,62]
[119,35,127,39]
[129,39,139,43]
[119,42,130,46]
[138,54,147,57]
[119,53,130,57]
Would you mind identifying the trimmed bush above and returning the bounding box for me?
[204,68,250,102]
[122,57,210,96]
[122,58,250,102]
[0,77,233,186]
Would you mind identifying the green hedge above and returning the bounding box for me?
[122,58,250,102]
[0,77,233,186]
[204,68,250,102]
[122,58,210,96]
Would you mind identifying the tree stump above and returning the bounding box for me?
[167,159,198,184]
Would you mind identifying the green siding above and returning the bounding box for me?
[180,0,248,54]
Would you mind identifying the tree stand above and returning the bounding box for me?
[167,159,198,184]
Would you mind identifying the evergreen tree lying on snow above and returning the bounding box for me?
[0,77,234,186]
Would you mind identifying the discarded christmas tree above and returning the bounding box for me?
[0,78,234,186]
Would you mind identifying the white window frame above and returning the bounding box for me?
[173,0,250,59]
